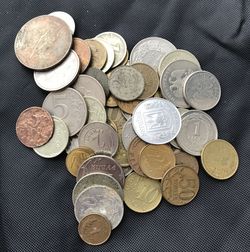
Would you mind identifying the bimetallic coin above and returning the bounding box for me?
[34,116,69,158]
[66,135,79,154]
[74,185,124,229]
[122,117,137,150]
[117,99,140,114]
[161,165,199,206]
[176,110,218,156]
[16,107,54,148]
[184,70,221,110]
[34,50,80,91]
[201,139,239,180]
[124,172,162,213]
[132,98,181,144]
[106,95,118,107]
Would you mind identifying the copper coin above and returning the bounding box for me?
[14,15,72,70]
[117,99,140,114]
[72,37,91,73]
[106,95,118,107]
[16,106,54,148]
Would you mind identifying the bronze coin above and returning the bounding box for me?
[117,99,140,114]
[72,37,91,73]
[14,15,72,70]
[16,106,54,148]
[106,95,118,107]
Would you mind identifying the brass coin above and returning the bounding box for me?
[66,147,95,177]
[140,144,175,180]
[106,95,118,107]
[124,172,162,213]
[161,165,199,206]
[117,99,140,114]
[201,139,239,180]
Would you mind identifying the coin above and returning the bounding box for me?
[34,50,80,91]
[121,111,131,120]
[117,99,140,114]
[107,107,127,132]
[130,37,176,71]
[107,119,118,132]
[124,172,162,213]
[16,106,54,148]
[72,38,91,73]
[34,116,69,158]
[66,147,95,177]
[176,110,218,156]
[161,165,199,206]
[122,117,137,150]
[201,139,239,180]
[184,70,221,110]
[131,63,159,99]
[108,66,144,101]
[123,166,133,177]
[140,144,175,179]
[113,134,129,167]
[42,88,87,136]
[66,135,79,154]
[74,185,124,229]
[132,98,181,144]
[160,60,201,108]
[72,172,123,205]
[153,89,162,98]
[78,122,118,156]
[121,50,129,66]
[14,15,72,70]
[106,95,118,107]
[78,213,111,245]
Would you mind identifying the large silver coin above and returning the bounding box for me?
[184,70,221,110]
[34,50,80,91]
[122,117,137,150]
[42,88,87,136]
[130,37,176,71]
[72,172,123,205]
[176,110,218,156]
[132,98,181,144]
[74,185,124,229]
[160,60,201,108]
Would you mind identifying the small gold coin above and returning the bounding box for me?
[201,139,239,180]
[106,95,118,107]
[117,99,140,114]
[161,165,199,206]
[124,172,162,213]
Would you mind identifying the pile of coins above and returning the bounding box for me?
[15,12,239,246]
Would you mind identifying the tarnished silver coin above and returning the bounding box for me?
[108,66,144,101]
[176,110,218,156]
[78,122,118,156]
[74,185,124,229]
[160,60,201,108]
[34,50,80,91]
[66,135,79,154]
[132,98,181,144]
[42,88,87,136]
[130,37,176,71]
[72,172,123,205]
[33,116,69,158]
[123,166,133,177]
[122,117,137,150]
[184,70,221,110]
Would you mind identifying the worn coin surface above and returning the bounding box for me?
[14,15,72,70]
[106,95,118,107]
[124,172,162,213]
[16,106,54,148]
[122,118,137,150]
[117,99,140,114]
[201,139,239,180]
[176,110,218,156]
[132,98,181,144]
[34,116,69,158]
[161,165,199,206]
[66,135,79,154]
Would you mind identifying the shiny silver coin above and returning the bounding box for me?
[184,70,221,110]
[176,110,218,156]
[74,185,124,229]
[122,117,137,150]
[160,60,201,108]
[132,98,181,144]
[34,50,80,91]
[65,135,79,154]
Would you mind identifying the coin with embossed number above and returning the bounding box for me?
[122,117,137,150]
[85,96,106,123]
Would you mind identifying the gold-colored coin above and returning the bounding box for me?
[161,165,199,206]
[124,172,162,213]
[140,144,175,179]
[201,139,239,180]
[117,99,140,114]
[66,147,95,176]
[106,95,118,107]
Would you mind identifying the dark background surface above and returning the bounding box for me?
[0,0,250,251]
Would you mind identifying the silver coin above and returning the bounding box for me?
[72,172,123,205]
[121,111,131,120]
[130,37,176,71]
[122,117,137,150]
[65,135,79,154]
[176,110,218,156]
[34,50,80,91]
[42,88,87,136]
[184,70,221,110]
[74,185,124,229]
[108,66,144,101]
[33,116,69,158]
[132,98,181,144]
[123,166,133,177]
[160,60,201,108]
